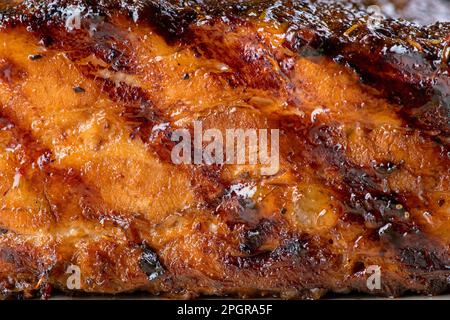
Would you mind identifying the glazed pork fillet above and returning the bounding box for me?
[0,0,448,298]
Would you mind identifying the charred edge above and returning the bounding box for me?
[100,79,163,131]
[3,1,448,135]
[0,0,108,29]
[139,244,165,281]
[226,234,338,273]
[146,1,449,136]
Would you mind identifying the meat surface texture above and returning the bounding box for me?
[0,0,449,299]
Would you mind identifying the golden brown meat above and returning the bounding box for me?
[0,0,448,299]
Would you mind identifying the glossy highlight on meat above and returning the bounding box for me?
[0,0,448,299]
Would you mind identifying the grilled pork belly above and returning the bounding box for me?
[0,0,448,299]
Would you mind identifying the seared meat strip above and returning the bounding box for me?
[0,0,448,299]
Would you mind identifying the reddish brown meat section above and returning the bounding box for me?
[0,0,448,299]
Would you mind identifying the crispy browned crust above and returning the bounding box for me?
[0,0,448,299]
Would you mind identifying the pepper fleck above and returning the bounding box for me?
[182,73,190,80]
[73,86,86,93]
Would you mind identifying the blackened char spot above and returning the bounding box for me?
[28,54,43,61]
[139,244,165,281]
[226,234,336,272]
[238,219,274,254]
[133,0,197,42]
[0,228,8,235]
[400,247,448,272]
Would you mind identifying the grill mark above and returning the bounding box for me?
[96,79,172,155]
[192,26,286,92]
[331,51,450,137]
[0,0,106,29]
[280,25,449,140]
[1,4,447,221]
[306,124,418,230]
[0,113,52,174]
[11,11,229,205]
